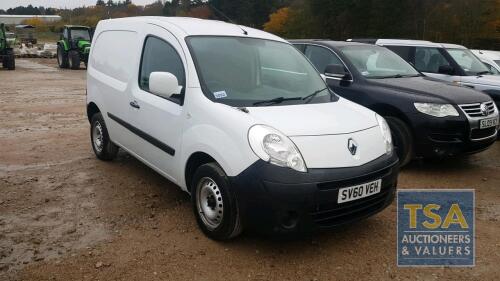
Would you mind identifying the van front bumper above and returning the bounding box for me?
[229,153,399,234]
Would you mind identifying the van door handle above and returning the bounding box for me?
[129,101,140,109]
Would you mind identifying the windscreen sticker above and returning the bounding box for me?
[213,91,228,99]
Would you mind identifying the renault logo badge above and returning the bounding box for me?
[480,103,489,116]
[348,138,358,156]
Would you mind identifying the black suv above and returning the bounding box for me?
[292,40,499,166]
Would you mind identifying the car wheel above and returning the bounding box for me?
[68,50,80,70]
[90,112,118,161]
[191,163,242,240]
[385,117,413,167]
[57,44,69,68]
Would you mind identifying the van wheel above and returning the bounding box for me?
[3,49,15,70]
[57,44,69,68]
[90,112,118,161]
[191,163,242,240]
[68,50,80,70]
[385,117,413,167]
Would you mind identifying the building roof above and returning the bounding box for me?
[0,15,61,18]
[15,25,35,29]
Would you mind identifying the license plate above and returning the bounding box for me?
[337,179,382,204]
[479,117,498,129]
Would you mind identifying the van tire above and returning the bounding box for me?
[386,117,413,167]
[191,163,242,240]
[90,112,118,161]
[68,50,80,70]
[2,49,15,70]
[57,44,69,68]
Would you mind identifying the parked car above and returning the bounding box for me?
[471,49,500,74]
[292,40,499,166]
[87,17,399,240]
[348,39,500,111]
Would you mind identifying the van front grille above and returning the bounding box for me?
[309,188,393,228]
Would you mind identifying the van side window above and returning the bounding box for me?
[293,44,306,53]
[139,36,185,101]
[386,46,412,61]
[414,47,451,73]
[305,45,343,73]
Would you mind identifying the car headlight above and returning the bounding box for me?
[414,103,459,117]
[376,114,393,155]
[248,125,307,172]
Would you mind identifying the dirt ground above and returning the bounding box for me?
[0,59,499,281]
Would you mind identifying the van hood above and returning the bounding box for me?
[368,76,491,104]
[461,74,500,88]
[246,98,378,136]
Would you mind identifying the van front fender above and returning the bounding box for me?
[180,124,259,189]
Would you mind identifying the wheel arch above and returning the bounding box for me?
[86,102,100,123]
[371,103,414,133]
[184,152,218,193]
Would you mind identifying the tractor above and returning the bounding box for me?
[57,25,92,69]
[0,23,15,70]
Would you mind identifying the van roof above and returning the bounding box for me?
[472,49,500,59]
[374,39,441,47]
[291,39,374,48]
[439,43,467,49]
[99,16,285,42]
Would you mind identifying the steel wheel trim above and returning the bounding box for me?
[196,177,224,230]
[93,121,104,153]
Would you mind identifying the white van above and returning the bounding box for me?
[87,17,399,240]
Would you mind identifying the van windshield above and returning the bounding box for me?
[187,36,334,107]
[446,48,491,76]
[339,45,420,79]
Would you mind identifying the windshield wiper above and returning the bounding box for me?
[252,96,302,106]
[476,71,490,76]
[252,87,330,106]
[302,87,329,103]
[371,74,420,79]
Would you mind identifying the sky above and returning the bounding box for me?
[0,0,161,10]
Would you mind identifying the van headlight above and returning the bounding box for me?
[248,125,307,172]
[376,114,393,155]
[414,103,459,117]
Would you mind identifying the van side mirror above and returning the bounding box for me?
[149,72,182,99]
[438,65,455,75]
[324,64,351,80]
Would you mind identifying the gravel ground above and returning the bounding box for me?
[0,59,499,280]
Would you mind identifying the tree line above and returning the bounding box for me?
[1,0,498,49]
